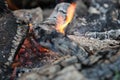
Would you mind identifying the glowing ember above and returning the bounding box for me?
[12,37,50,68]
[56,3,76,34]
[12,24,50,68]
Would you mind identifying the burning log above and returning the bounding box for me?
[33,3,88,57]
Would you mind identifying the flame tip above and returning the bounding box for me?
[56,2,76,34]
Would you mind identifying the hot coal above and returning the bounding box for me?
[12,36,59,68]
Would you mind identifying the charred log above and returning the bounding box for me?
[0,1,29,80]
[0,1,29,66]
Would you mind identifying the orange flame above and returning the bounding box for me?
[56,3,76,34]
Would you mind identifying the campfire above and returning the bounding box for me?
[11,2,77,69]
[0,0,120,80]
